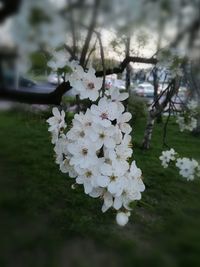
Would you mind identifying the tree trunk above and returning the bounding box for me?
[142,112,155,149]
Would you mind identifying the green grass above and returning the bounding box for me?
[0,110,200,267]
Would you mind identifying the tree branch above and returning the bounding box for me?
[95,56,157,77]
[0,56,157,105]
[0,82,71,105]
[79,0,100,66]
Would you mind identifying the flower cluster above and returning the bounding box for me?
[176,158,200,181]
[159,148,177,168]
[47,62,145,226]
[176,100,198,132]
[159,149,200,181]
[67,62,103,101]
[47,56,103,101]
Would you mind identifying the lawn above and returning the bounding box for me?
[0,109,200,267]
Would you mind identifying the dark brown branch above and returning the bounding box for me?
[0,82,71,105]
[97,33,106,96]
[0,56,157,105]
[68,0,77,59]
[64,44,78,60]
[79,0,100,66]
[95,56,157,77]
[85,38,97,68]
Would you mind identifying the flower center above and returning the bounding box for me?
[99,132,105,139]
[85,171,92,177]
[85,122,92,127]
[105,158,112,164]
[100,112,108,120]
[116,154,121,160]
[110,175,117,181]
[87,82,95,90]
[79,131,85,137]
[82,148,88,155]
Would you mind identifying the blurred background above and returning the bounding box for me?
[0,0,200,266]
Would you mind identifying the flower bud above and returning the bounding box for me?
[116,212,129,226]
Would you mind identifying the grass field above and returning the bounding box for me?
[0,109,200,267]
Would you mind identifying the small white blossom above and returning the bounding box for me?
[117,112,132,134]
[159,148,177,168]
[68,64,103,101]
[176,157,199,181]
[116,211,130,226]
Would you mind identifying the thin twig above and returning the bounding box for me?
[97,33,106,97]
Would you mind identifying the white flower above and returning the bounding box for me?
[69,65,103,101]
[176,157,199,181]
[130,161,143,180]
[117,112,132,134]
[113,162,144,210]
[75,165,99,194]
[116,211,130,226]
[187,100,198,110]
[47,107,66,132]
[60,158,77,177]
[75,160,109,190]
[100,163,125,196]
[108,142,132,175]
[176,115,197,132]
[159,148,177,168]
[91,124,117,149]
[67,139,99,168]
[90,98,119,127]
